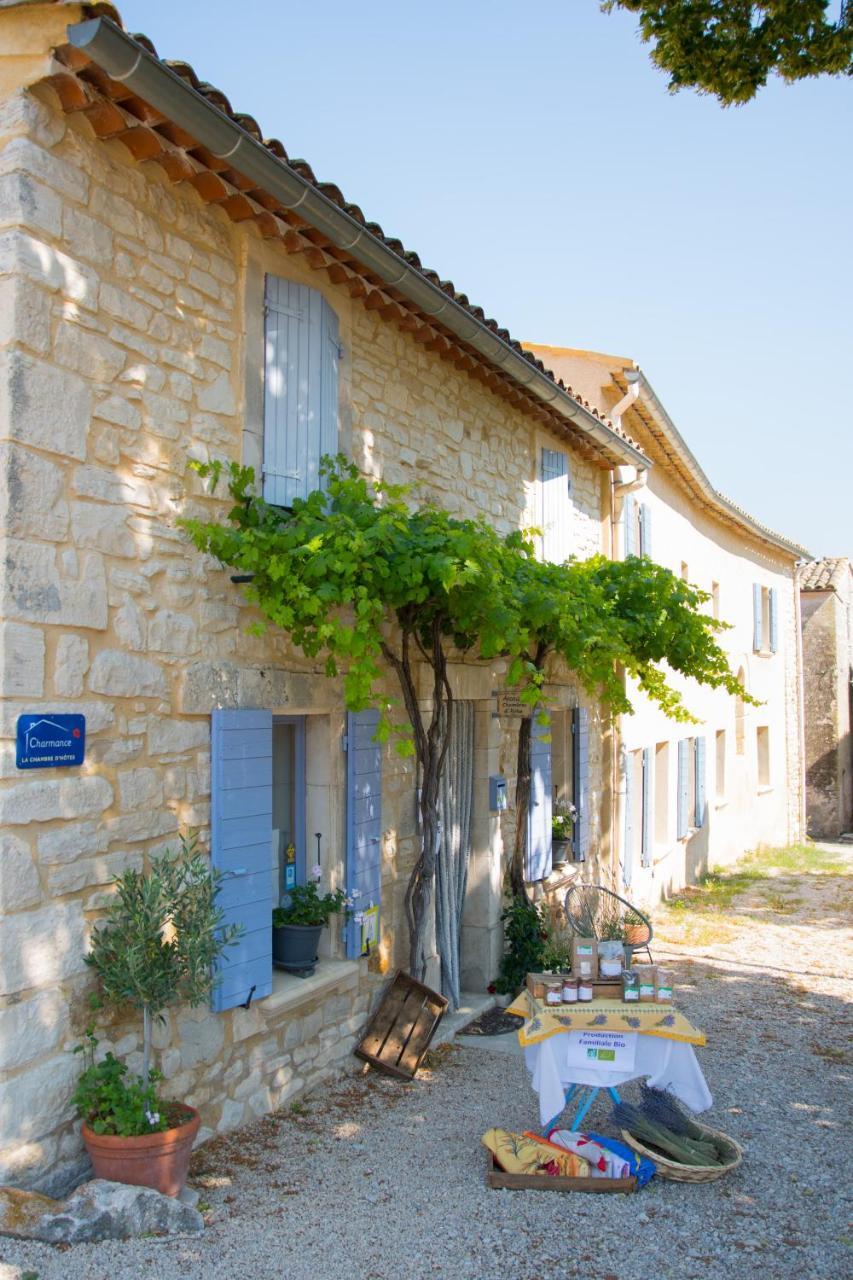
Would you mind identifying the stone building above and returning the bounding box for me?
[798,558,853,839]
[0,2,642,1193]
[0,3,806,1194]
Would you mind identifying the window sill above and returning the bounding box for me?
[264,958,361,1018]
[714,799,728,809]
[756,784,774,795]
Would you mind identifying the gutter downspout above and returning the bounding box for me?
[65,15,650,471]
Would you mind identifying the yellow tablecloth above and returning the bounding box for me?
[506,991,706,1048]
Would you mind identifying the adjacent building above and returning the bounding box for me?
[525,346,809,898]
[0,3,807,1193]
[799,558,853,839]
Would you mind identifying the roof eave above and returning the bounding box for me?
[65,16,649,471]
[629,370,811,560]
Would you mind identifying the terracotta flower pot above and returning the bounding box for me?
[82,1106,200,1198]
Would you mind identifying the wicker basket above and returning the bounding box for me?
[620,1120,743,1183]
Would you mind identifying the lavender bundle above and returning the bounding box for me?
[612,1100,724,1167]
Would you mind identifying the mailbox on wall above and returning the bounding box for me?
[489,775,508,812]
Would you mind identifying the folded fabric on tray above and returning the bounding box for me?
[586,1131,657,1187]
[481,1128,590,1178]
[542,1128,632,1179]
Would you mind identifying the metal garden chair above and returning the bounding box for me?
[563,883,654,964]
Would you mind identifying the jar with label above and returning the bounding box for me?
[561,977,578,1004]
[545,981,563,1007]
[636,964,656,1003]
[598,940,622,974]
[621,969,640,1003]
[655,967,674,1003]
[577,976,594,1002]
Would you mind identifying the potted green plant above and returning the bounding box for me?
[272,867,346,977]
[75,834,240,1197]
[623,907,651,950]
[551,801,577,865]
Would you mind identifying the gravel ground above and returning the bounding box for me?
[2,847,850,1280]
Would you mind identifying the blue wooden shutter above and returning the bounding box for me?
[694,735,707,828]
[345,709,382,959]
[525,717,552,881]
[263,277,339,506]
[540,447,570,563]
[677,738,689,840]
[571,706,589,863]
[641,747,652,867]
[623,754,634,888]
[753,583,763,652]
[639,503,652,558]
[211,709,273,1012]
[623,493,637,557]
[769,588,778,653]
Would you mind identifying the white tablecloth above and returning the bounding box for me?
[524,1031,713,1127]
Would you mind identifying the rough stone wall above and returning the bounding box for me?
[801,586,853,838]
[0,77,607,1192]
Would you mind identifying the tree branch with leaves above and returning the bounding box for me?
[604,1,852,105]
[181,457,754,977]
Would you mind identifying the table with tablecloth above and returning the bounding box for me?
[506,991,712,1128]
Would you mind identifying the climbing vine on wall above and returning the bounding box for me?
[181,456,754,977]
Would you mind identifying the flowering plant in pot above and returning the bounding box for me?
[75,834,240,1197]
[272,865,347,976]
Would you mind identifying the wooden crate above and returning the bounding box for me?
[354,970,448,1080]
[486,1154,636,1194]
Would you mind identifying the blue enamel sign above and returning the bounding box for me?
[16,714,86,769]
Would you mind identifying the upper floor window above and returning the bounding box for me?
[263,276,340,506]
[540,446,572,563]
[711,581,720,619]
[752,584,779,655]
[622,494,652,559]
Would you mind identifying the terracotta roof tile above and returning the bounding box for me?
[798,558,851,593]
[40,5,642,455]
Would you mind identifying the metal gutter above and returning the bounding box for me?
[65,16,649,470]
[631,371,811,559]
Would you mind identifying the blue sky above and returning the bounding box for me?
[116,0,852,558]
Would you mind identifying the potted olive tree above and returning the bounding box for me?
[74,834,240,1197]
[272,868,346,977]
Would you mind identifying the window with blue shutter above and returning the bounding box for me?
[623,752,634,888]
[694,735,707,828]
[623,493,638,557]
[345,709,382,959]
[769,588,778,653]
[639,503,652,558]
[210,709,274,1012]
[540,447,572,563]
[676,738,689,840]
[753,583,763,653]
[571,706,589,863]
[263,276,340,507]
[641,747,652,867]
[525,717,552,881]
